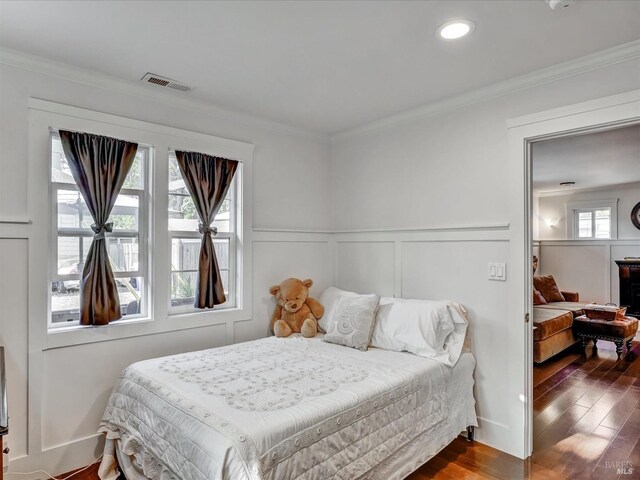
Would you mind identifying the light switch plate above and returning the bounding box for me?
[488,262,507,281]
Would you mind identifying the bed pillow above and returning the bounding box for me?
[323,293,380,351]
[370,297,468,367]
[533,275,565,303]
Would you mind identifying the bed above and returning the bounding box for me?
[98,333,477,480]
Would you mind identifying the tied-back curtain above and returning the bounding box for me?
[59,130,138,326]
[175,151,239,308]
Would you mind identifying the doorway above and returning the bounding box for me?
[506,89,640,461]
[528,123,640,477]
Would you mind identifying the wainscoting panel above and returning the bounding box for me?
[41,323,227,450]
[538,244,609,303]
[251,236,333,343]
[0,239,29,460]
[537,240,640,305]
[8,222,522,471]
[335,241,395,296]
[1,228,335,474]
[331,223,515,454]
[401,240,511,441]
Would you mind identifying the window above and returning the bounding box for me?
[575,208,611,239]
[33,99,252,345]
[567,199,618,240]
[168,151,237,312]
[50,133,149,327]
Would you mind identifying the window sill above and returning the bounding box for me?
[45,307,250,350]
[571,237,616,241]
[169,304,236,317]
[48,314,152,333]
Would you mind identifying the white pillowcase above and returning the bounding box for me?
[370,297,468,367]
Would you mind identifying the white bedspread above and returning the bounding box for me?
[99,335,467,480]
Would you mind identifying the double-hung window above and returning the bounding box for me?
[168,151,237,312]
[575,208,611,239]
[566,199,618,240]
[35,99,252,341]
[50,132,149,327]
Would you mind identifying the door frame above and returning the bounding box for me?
[507,89,640,459]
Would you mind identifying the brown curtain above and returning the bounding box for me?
[175,151,238,308]
[59,130,138,326]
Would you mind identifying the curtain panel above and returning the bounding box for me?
[59,130,138,325]
[175,151,238,308]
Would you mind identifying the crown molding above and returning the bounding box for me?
[4,39,638,145]
[0,46,328,143]
[332,40,640,143]
[535,180,640,198]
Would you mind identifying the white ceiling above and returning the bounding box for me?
[1,0,639,134]
[532,124,640,194]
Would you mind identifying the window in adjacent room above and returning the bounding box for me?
[168,151,238,312]
[50,133,149,327]
[566,199,618,240]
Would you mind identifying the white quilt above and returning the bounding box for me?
[99,335,462,480]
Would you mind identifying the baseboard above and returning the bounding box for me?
[7,434,103,479]
[474,416,521,458]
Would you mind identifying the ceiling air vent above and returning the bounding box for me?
[140,73,192,93]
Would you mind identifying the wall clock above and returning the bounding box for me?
[632,201,640,230]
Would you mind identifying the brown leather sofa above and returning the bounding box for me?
[533,291,587,363]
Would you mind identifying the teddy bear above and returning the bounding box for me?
[269,278,325,338]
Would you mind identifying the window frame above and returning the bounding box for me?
[168,168,239,313]
[48,133,150,328]
[566,198,618,240]
[28,99,254,350]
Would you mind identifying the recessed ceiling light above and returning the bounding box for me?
[436,20,475,40]
[559,181,576,186]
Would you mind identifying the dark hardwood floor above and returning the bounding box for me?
[531,339,640,480]
[59,340,640,480]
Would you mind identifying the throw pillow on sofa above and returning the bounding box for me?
[533,275,565,303]
[533,288,547,305]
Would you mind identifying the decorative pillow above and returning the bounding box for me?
[533,288,547,305]
[370,297,468,367]
[318,287,359,333]
[533,275,565,303]
[323,293,380,351]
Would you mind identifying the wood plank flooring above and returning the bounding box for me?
[531,339,640,480]
[57,340,640,479]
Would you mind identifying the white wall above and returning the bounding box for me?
[536,182,640,241]
[0,60,332,475]
[330,59,640,231]
[330,58,640,457]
